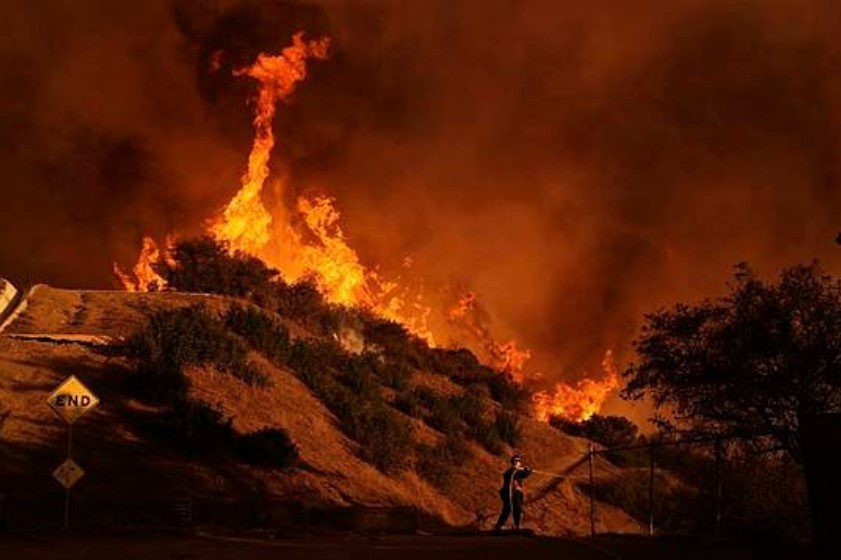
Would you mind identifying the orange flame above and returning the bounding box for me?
[207,33,435,343]
[210,32,330,256]
[532,350,620,422]
[115,32,618,421]
[113,236,167,292]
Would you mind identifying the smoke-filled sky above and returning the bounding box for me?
[2,0,841,409]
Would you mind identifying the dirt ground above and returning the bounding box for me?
[0,534,821,560]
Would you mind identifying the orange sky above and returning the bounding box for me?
[2,1,840,423]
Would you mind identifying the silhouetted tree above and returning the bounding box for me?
[624,262,841,463]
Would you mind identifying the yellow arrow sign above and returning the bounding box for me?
[52,458,85,489]
[47,375,99,424]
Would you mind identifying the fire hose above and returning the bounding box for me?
[530,469,590,480]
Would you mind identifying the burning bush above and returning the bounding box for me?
[161,236,343,335]
[360,314,429,367]
[160,236,279,298]
[269,278,342,335]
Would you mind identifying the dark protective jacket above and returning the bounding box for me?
[499,466,532,501]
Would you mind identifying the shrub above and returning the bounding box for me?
[341,357,380,400]
[397,386,512,454]
[494,410,521,447]
[449,391,485,427]
[225,305,291,363]
[423,349,530,410]
[394,390,423,418]
[485,373,530,411]
[149,402,297,470]
[412,387,442,409]
[551,414,639,449]
[425,348,485,381]
[404,387,468,437]
[361,315,428,366]
[377,362,413,391]
[150,400,234,452]
[416,435,470,489]
[125,306,267,402]
[722,455,810,543]
[471,421,504,456]
[124,307,297,469]
[235,427,299,469]
[272,279,341,334]
[279,337,412,472]
[426,400,462,435]
[161,236,341,335]
[162,236,279,298]
[551,414,642,466]
[351,403,413,471]
[232,365,271,388]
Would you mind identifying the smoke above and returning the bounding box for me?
[2,0,841,413]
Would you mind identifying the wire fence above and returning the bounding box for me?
[0,436,812,541]
[565,435,811,542]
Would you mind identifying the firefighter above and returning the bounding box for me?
[494,453,532,532]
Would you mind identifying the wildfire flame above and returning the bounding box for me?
[447,290,532,382]
[114,32,618,422]
[209,32,329,257]
[532,350,620,422]
[114,236,166,292]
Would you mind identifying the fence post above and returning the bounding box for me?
[588,442,596,537]
[648,441,655,537]
[63,423,74,532]
[714,437,723,539]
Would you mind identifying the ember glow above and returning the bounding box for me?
[115,32,617,422]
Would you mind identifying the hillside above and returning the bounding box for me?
[0,283,639,534]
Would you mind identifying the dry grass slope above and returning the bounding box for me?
[0,285,639,534]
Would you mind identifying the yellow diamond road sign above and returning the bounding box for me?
[47,375,99,424]
[53,458,85,489]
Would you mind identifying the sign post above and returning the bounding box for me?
[47,375,99,530]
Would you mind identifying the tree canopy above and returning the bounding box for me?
[624,262,841,462]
